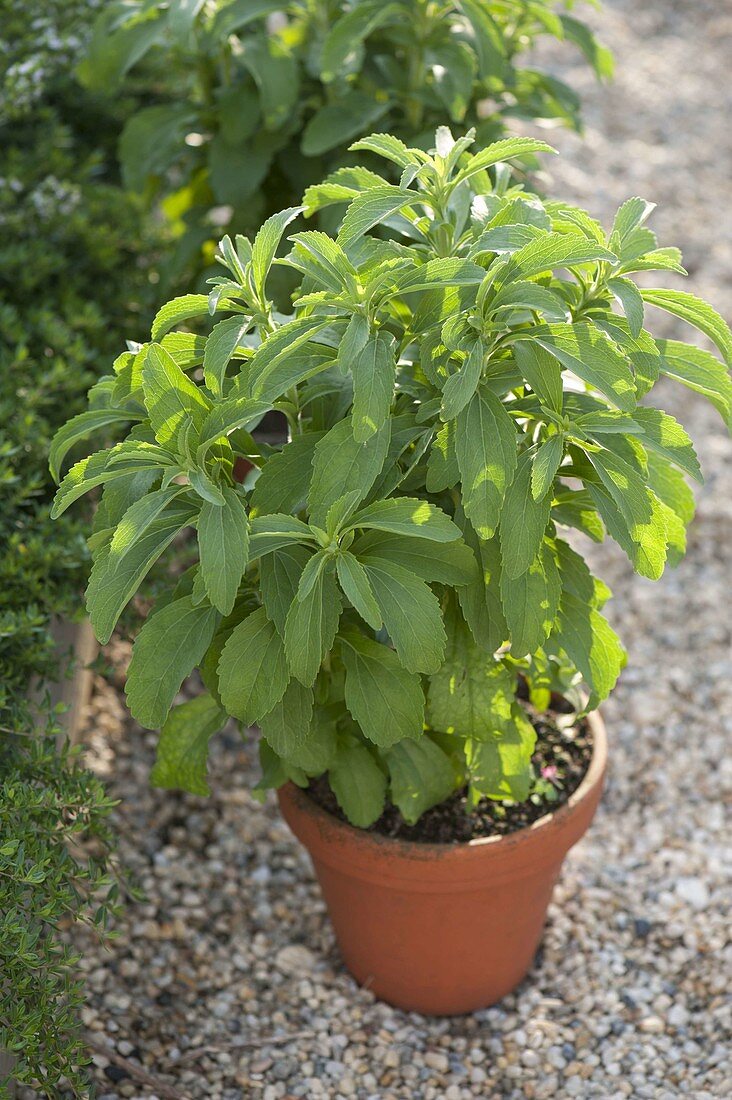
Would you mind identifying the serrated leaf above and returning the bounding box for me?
[385,738,456,825]
[49,408,142,483]
[337,186,417,250]
[108,486,184,569]
[531,435,564,500]
[348,496,460,542]
[249,514,316,558]
[351,330,395,441]
[87,504,197,643]
[52,444,171,518]
[514,341,563,413]
[259,679,314,758]
[308,417,390,528]
[198,487,249,615]
[203,317,252,396]
[453,137,556,185]
[499,451,553,579]
[126,596,219,728]
[552,488,605,542]
[427,612,514,738]
[356,531,477,585]
[500,542,561,656]
[656,339,732,425]
[284,560,342,686]
[641,288,732,365]
[340,632,424,747]
[336,552,382,629]
[218,607,289,724]
[498,233,615,284]
[586,451,668,579]
[249,432,322,516]
[350,132,425,169]
[608,276,644,338]
[247,316,335,402]
[142,343,210,450]
[251,206,303,299]
[151,693,226,796]
[196,396,270,459]
[329,739,387,827]
[553,591,625,707]
[260,544,310,634]
[456,386,517,539]
[151,294,210,341]
[362,559,445,674]
[523,323,636,411]
[467,705,536,802]
[426,420,460,492]
[441,338,484,421]
[631,407,702,482]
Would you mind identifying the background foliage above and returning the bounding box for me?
[77,0,612,287]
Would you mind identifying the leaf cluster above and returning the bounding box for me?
[52,128,731,827]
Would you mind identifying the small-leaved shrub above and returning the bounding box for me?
[77,0,612,278]
[51,129,732,826]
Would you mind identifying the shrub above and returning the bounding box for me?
[0,732,125,1098]
[77,0,612,280]
[51,129,732,826]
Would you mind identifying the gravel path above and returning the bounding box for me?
[60,3,731,1097]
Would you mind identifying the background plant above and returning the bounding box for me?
[51,128,732,827]
[77,0,612,287]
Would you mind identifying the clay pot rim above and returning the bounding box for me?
[279,710,606,868]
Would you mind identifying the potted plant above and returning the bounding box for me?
[50,129,732,1014]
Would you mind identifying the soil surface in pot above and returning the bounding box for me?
[308,709,592,843]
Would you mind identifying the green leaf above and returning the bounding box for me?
[288,231,359,294]
[427,613,514,738]
[456,386,517,539]
[108,486,184,569]
[119,104,193,192]
[250,433,322,516]
[498,233,615,284]
[259,543,309,633]
[350,132,425,169]
[320,2,403,81]
[453,137,556,185]
[210,0,282,37]
[87,504,196,644]
[336,552,382,630]
[142,343,210,450]
[203,317,252,397]
[351,330,396,442]
[467,706,536,802]
[197,487,249,615]
[426,420,460,492]
[500,451,553,579]
[337,186,417,250]
[553,592,625,707]
[126,596,219,729]
[560,13,614,79]
[552,489,604,543]
[382,257,486,299]
[456,520,507,653]
[251,206,303,299]
[49,408,142,483]
[247,316,334,402]
[641,289,732,365]
[259,679,314,758]
[361,559,445,674]
[348,496,460,542]
[302,92,391,157]
[531,435,564,500]
[249,514,316,558]
[656,339,732,425]
[240,36,299,129]
[196,396,271,460]
[514,341,563,413]
[441,339,484,421]
[341,632,425,747]
[500,542,561,656]
[77,8,166,90]
[608,276,644,338]
[631,407,702,482]
[329,740,387,827]
[151,693,225,796]
[308,417,390,528]
[587,450,668,579]
[385,738,456,825]
[51,443,172,518]
[284,559,342,686]
[355,532,477,585]
[523,323,637,412]
[151,294,210,341]
[217,607,289,724]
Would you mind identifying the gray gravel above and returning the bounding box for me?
[60,2,731,1097]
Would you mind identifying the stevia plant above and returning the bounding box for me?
[50,129,732,827]
[77,0,611,274]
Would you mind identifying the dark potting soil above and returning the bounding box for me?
[308,708,593,844]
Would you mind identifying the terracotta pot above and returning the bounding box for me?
[278,711,607,1015]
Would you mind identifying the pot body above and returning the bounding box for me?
[278,712,607,1015]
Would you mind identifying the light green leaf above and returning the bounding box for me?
[337,186,417,250]
[260,544,310,634]
[217,607,289,724]
[284,560,342,686]
[587,450,668,579]
[196,396,270,459]
[500,451,552,579]
[341,632,424,747]
[198,487,249,615]
[350,132,426,169]
[108,486,184,569]
[259,679,314,758]
[514,341,563,413]
[441,339,484,421]
[251,206,303,299]
[302,92,391,157]
[250,432,322,516]
[52,443,172,518]
[247,317,335,402]
[523,323,636,412]
[385,738,456,825]
[329,740,387,827]
[427,612,514,738]
[456,386,517,539]
[453,137,556,185]
[126,596,219,729]
[498,233,615,284]
[249,514,316,558]
[351,330,396,441]
[151,294,210,341]
[467,705,536,802]
[426,420,460,492]
[142,343,210,450]
[631,407,702,482]
[641,289,732,365]
[362,559,446,674]
[49,408,142,483]
[656,339,732,425]
[348,496,460,542]
[553,591,625,707]
[203,317,252,396]
[86,504,197,644]
[151,693,226,797]
[455,522,507,653]
[608,276,644,338]
[355,531,477,585]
